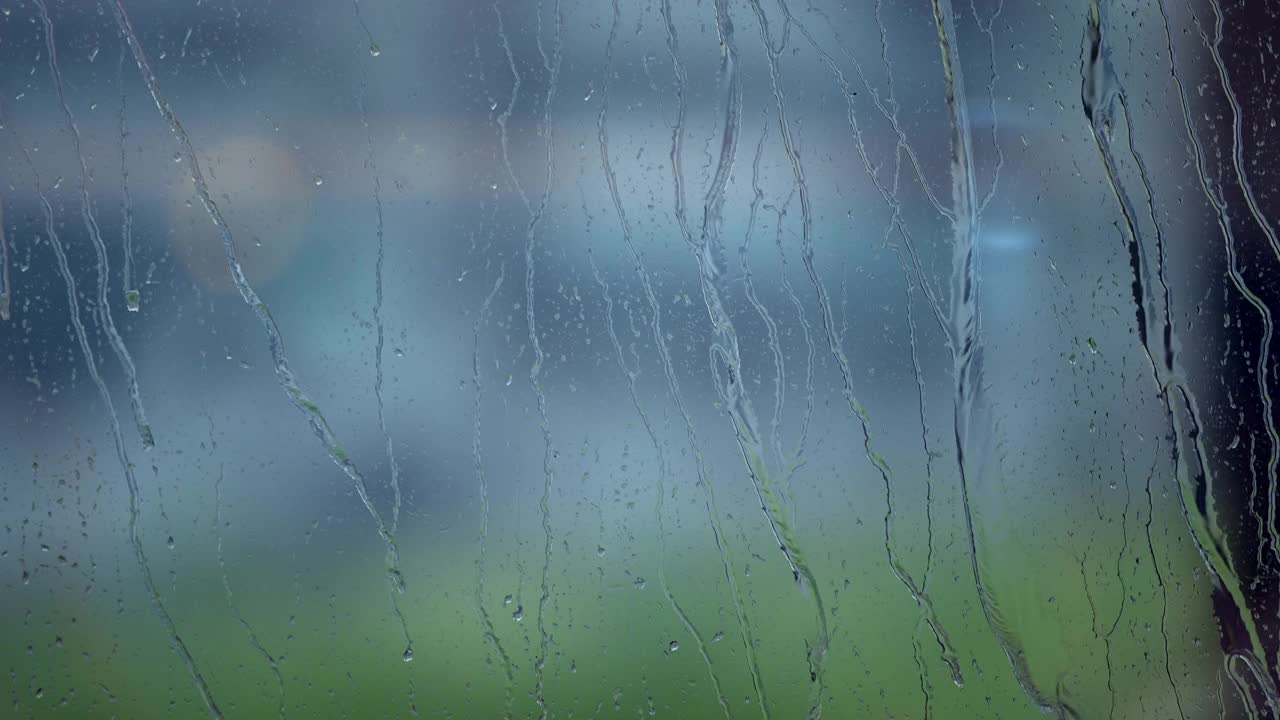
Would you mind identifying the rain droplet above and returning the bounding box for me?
[314,176,324,187]
[369,43,382,57]
[125,290,141,312]
[172,152,182,163]
[668,640,679,653]
[403,646,414,662]
[503,594,513,606]
[166,536,175,549]
[512,605,524,622]
[711,631,724,643]
[633,577,646,590]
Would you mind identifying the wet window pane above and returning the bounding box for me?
[3,0,1280,717]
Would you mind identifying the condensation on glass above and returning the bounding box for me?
[2,0,1279,717]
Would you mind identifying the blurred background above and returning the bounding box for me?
[2,0,1280,717]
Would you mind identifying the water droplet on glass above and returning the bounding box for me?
[167,536,175,549]
[172,152,182,163]
[503,594,513,606]
[125,290,141,312]
[513,605,523,622]
[633,577,646,590]
[403,646,414,662]
[314,176,324,187]
[668,640,679,653]
[369,43,382,57]
[711,631,723,643]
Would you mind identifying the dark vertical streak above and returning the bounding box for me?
[1150,0,1280,706]
[1169,385,1279,714]
[1081,1,1162,386]
[1084,3,1277,713]
[1195,0,1280,604]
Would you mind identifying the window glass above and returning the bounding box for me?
[3,0,1279,717]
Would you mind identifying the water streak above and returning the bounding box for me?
[6,115,222,718]
[108,0,413,659]
[38,0,154,448]
[595,5,732,715]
